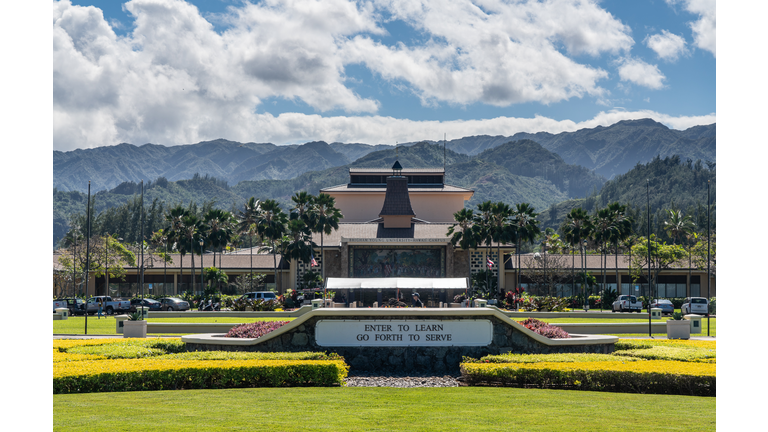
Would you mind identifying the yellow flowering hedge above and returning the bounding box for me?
[461,361,715,396]
[461,338,716,396]
[53,339,349,394]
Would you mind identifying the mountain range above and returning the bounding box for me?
[52,118,716,247]
[54,119,714,193]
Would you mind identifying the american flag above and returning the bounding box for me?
[310,253,318,267]
[487,257,494,268]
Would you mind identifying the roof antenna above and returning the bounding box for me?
[395,141,399,160]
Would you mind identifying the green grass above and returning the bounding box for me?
[53,387,715,432]
[520,317,716,337]
[53,316,294,335]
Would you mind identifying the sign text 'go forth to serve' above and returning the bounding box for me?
[315,319,492,347]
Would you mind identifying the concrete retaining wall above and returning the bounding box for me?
[183,308,617,373]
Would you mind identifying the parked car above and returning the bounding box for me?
[159,297,190,311]
[611,295,642,312]
[241,291,278,301]
[53,298,84,315]
[129,298,162,313]
[681,297,708,315]
[649,299,675,315]
[85,296,132,315]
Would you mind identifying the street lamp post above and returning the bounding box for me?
[707,180,711,336]
[199,239,204,296]
[582,239,588,311]
[647,179,652,337]
[105,235,109,297]
[163,235,168,297]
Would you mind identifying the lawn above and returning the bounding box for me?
[53,316,293,335]
[54,315,716,337]
[519,317,716,337]
[53,387,715,432]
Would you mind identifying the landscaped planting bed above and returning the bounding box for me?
[460,339,715,396]
[53,338,348,394]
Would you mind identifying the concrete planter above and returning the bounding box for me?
[666,319,690,340]
[123,320,147,338]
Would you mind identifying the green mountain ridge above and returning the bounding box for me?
[54,119,715,193]
[53,140,601,247]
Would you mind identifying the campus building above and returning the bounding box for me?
[53,161,716,303]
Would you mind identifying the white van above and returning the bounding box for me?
[242,291,278,301]
[681,297,709,315]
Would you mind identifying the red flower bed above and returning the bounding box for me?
[226,321,290,338]
[518,318,571,339]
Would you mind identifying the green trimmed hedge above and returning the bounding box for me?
[460,364,715,397]
[54,361,348,394]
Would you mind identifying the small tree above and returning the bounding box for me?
[629,235,687,297]
[471,270,497,300]
[232,273,267,295]
[523,253,570,297]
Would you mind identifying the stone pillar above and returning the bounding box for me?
[446,244,453,278]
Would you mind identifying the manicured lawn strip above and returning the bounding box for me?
[54,359,348,394]
[517,316,717,337]
[53,387,716,432]
[53,316,293,335]
[461,361,715,396]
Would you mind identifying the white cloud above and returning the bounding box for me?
[666,0,716,57]
[645,30,688,61]
[53,0,642,150]
[616,58,666,89]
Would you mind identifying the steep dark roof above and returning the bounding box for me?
[379,176,415,216]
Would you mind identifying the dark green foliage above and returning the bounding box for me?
[587,155,716,239]
[54,362,348,394]
[460,366,715,397]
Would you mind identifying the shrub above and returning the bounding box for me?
[61,339,185,359]
[460,361,715,396]
[54,359,348,394]
[612,346,715,363]
[518,318,571,339]
[226,320,289,338]
[473,353,638,364]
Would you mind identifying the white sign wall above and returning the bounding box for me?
[315,319,493,347]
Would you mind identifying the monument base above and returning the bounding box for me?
[183,308,617,373]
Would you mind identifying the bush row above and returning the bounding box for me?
[54,359,348,394]
[460,361,715,396]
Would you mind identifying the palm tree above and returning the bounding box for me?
[258,199,287,291]
[312,193,343,283]
[203,208,234,291]
[283,219,318,265]
[562,207,593,300]
[664,208,695,297]
[180,213,202,294]
[448,208,476,288]
[592,207,617,309]
[607,202,633,296]
[164,206,188,293]
[237,197,262,291]
[490,202,513,296]
[511,203,540,293]
[664,209,695,245]
[291,192,316,227]
[472,201,495,297]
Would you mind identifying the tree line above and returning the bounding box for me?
[448,198,716,303]
[57,192,343,298]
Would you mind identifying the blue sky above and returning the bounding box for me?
[52,0,716,150]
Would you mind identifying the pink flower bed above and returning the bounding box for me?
[518,318,571,339]
[226,321,290,338]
